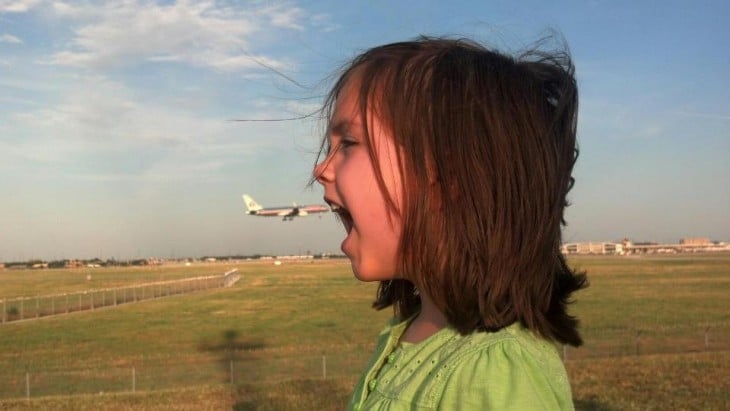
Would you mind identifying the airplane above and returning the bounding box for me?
[242,194,329,221]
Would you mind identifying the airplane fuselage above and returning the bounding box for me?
[243,194,329,221]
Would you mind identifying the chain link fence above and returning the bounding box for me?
[1,324,726,401]
[1,270,240,324]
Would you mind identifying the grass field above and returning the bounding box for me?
[0,254,728,410]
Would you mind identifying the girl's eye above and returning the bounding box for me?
[323,135,357,158]
[339,137,357,151]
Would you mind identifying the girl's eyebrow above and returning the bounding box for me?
[328,119,351,137]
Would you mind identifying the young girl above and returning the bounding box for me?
[313,36,586,410]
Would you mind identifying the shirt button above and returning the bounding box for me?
[368,379,377,391]
[387,353,396,363]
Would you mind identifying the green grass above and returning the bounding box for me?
[568,255,730,360]
[0,263,232,298]
[0,255,728,410]
[570,351,729,410]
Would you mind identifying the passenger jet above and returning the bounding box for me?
[243,194,329,221]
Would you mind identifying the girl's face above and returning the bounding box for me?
[314,80,403,282]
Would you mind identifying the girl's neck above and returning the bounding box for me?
[400,292,448,344]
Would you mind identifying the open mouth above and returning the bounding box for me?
[327,201,353,234]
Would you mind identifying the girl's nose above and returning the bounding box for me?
[313,158,333,184]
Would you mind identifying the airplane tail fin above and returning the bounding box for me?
[242,194,263,212]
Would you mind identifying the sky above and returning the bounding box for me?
[0,0,728,261]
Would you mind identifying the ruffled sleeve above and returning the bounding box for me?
[437,337,573,410]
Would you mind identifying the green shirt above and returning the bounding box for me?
[348,317,574,410]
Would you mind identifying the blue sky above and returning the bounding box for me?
[0,0,727,261]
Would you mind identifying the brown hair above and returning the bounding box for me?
[317,36,587,346]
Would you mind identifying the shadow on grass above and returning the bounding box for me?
[575,396,616,411]
[233,379,351,411]
[198,329,266,385]
[201,330,352,410]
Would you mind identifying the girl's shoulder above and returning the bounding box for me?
[446,322,561,364]
[412,323,566,386]
[370,322,573,410]
[433,324,573,410]
[378,317,561,367]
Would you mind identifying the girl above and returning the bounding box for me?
[314,36,586,410]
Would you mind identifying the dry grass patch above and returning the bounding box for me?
[569,351,729,410]
[0,386,235,411]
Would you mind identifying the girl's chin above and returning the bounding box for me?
[349,261,397,282]
[348,262,370,282]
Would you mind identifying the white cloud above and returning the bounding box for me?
[0,33,22,43]
[208,52,288,72]
[11,75,207,145]
[259,3,307,30]
[0,0,42,13]
[46,1,312,72]
[310,13,339,32]
[4,73,303,182]
[50,1,92,18]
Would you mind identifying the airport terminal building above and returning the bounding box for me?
[561,242,624,255]
[561,238,728,255]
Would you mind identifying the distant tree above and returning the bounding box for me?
[6,306,19,321]
[48,260,66,269]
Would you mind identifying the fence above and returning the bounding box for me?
[1,350,370,401]
[1,269,240,324]
[0,324,727,401]
[563,323,729,360]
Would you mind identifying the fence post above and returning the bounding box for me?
[322,355,327,379]
[230,360,234,384]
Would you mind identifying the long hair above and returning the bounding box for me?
[318,36,587,346]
